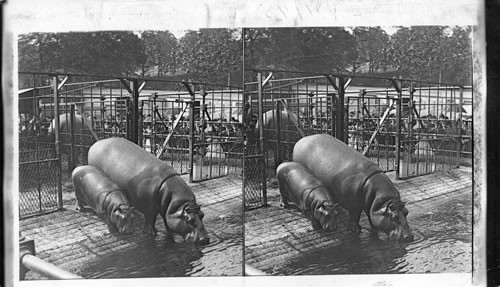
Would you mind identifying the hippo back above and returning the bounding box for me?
[88,138,195,212]
[257,110,301,153]
[293,134,382,205]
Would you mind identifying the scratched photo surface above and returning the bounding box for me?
[2,1,485,287]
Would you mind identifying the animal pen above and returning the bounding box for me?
[243,69,473,209]
[17,72,244,219]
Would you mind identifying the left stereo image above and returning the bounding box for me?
[17,29,244,279]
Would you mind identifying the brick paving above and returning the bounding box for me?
[244,167,473,272]
[20,174,243,279]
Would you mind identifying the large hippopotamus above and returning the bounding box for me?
[49,112,96,170]
[72,165,135,234]
[277,161,339,231]
[88,137,209,245]
[293,134,413,242]
[48,112,94,138]
[256,110,302,168]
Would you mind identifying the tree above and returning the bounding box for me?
[352,27,390,74]
[244,27,357,74]
[141,31,179,76]
[178,29,242,85]
[384,26,472,85]
[18,32,146,77]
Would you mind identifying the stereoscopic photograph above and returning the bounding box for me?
[3,0,485,286]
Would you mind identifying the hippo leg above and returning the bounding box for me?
[104,217,119,234]
[162,216,175,243]
[348,211,362,233]
[280,196,290,208]
[75,201,85,211]
[142,213,158,236]
[310,218,322,230]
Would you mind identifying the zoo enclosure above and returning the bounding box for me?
[18,72,244,218]
[243,69,472,209]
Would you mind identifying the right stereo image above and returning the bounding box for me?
[242,26,473,276]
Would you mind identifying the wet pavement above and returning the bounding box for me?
[244,167,472,275]
[20,175,243,279]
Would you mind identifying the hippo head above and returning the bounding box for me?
[168,204,210,245]
[373,200,413,242]
[112,206,135,234]
[314,203,339,231]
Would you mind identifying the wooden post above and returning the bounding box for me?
[151,93,157,152]
[130,79,140,144]
[52,76,63,209]
[336,76,345,142]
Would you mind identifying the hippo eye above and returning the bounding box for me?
[186,216,196,224]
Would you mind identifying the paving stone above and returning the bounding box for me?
[21,175,243,280]
[245,168,472,272]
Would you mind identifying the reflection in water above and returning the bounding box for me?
[79,214,242,278]
[275,192,471,275]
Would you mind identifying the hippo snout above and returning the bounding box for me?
[198,235,210,245]
[401,232,414,242]
[389,228,414,242]
[184,230,210,245]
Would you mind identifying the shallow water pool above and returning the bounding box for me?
[273,191,472,275]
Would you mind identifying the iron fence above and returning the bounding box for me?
[18,72,245,216]
[244,69,473,207]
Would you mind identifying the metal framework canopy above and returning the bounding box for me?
[243,68,472,183]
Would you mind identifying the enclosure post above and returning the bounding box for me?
[126,98,132,140]
[138,100,144,148]
[200,88,207,143]
[330,91,336,138]
[275,100,282,169]
[457,87,464,167]
[52,76,63,209]
[336,77,345,142]
[69,105,76,173]
[257,72,267,206]
[130,79,140,145]
[188,85,196,183]
[395,85,402,180]
[151,93,157,152]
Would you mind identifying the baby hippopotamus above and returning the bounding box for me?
[277,161,339,231]
[72,165,135,234]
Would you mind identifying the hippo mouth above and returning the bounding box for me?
[184,233,210,245]
[388,230,414,242]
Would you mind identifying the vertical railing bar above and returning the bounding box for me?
[52,76,63,210]
[188,84,196,183]
[257,73,267,206]
[395,80,402,180]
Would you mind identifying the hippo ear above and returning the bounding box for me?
[317,205,329,216]
[114,209,125,219]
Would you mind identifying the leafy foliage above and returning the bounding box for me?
[351,27,390,74]
[384,26,472,85]
[245,27,357,73]
[18,32,146,76]
[178,29,242,85]
[141,31,179,76]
